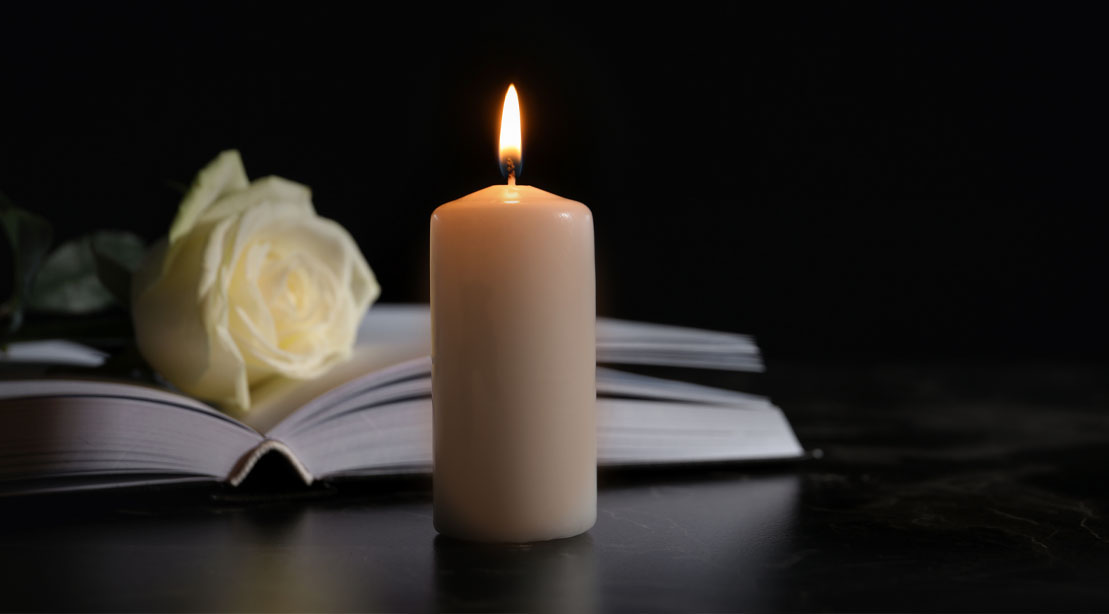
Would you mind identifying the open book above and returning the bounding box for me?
[0,305,802,496]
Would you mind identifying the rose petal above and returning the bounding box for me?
[132,236,252,413]
[199,176,313,227]
[168,150,249,245]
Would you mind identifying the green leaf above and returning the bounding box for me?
[91,231,146,308]
[27,236,115,314]
[0,191,54,336]
[27,231,147,314]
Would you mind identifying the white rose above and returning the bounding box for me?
[132,150,379,413]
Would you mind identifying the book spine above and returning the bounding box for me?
[227,439,314,487]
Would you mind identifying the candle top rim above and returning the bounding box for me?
[438,184,588,210]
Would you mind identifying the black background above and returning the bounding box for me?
[1,3,1104,360]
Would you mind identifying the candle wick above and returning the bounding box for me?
[502,156,519,186]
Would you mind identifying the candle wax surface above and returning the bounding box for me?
[431,184,597,543]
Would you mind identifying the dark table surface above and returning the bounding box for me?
[2,361,1108,612]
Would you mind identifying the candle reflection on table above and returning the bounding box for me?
[434,533,597,613]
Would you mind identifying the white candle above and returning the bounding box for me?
[431,85,596,542]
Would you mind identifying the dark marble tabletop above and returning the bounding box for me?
[2,362,1107,612]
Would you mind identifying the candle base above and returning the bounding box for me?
[434,501,596,544]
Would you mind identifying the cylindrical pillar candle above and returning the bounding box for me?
[430,86,596,543]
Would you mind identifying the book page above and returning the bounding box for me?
[245,350,430,434]
[262,364,769,442]
[272,363,801,478]
[0,382,263,493]
[247,304,765,434]
[0,340,107,367]
[284,397,802,480]
[357,304,764,371]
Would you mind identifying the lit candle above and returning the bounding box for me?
[431,85,596,542]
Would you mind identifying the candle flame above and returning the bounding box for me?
[499,84,522,181]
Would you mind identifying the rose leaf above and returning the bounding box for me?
[0,191,55,336]
[90,231,147,308]
[28,236,115,314]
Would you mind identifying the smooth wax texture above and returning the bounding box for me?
[431,184,596,542]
